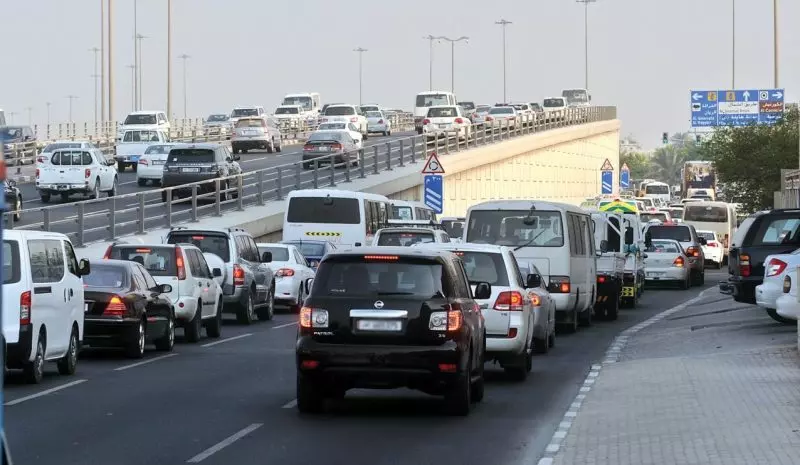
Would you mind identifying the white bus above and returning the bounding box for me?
[283,189,391,247]
[682,201,737,253]
[642,181,671,204]
[414,91,457,133]
[389,200,437,222]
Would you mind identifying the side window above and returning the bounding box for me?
[186,249,201,277]
[131,266,148,290]
[64,240,80,277]
[196,251,212,277]
[28,240,57,283]
[363,200,374,235]
[233,236,245,259]
[454,261,472,298]
[508,253,526,288]
[139,265,159,289]
[246,236,260,262]
[567,215,579,256]
[581,217,594,256]
[378,202,388,226]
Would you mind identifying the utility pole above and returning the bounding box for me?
[423,35,439,91]
[494,19,512,103]
[25,107,32,126]
[137,34,148,110]
[126,65,136,111]
[731,0,735,88]
[353,47,367,106]
[575,0,597,90]
[773,0,779,88]
[90,47,101,126]
[178,54,190,119]
[45,102,51,127]
[108,0,114,123]
[66,95,79,123]
[100,0,106,122]
[167,0,173,120]
[133,0,139,111]
[436,37,468,93]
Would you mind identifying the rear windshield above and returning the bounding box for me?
[285,242,326,257]
[459,102,476,111]
[324,106,355,116]
[543,98,565,108]
[318,123,346,130]
[749,217,800,246]
[84,264,128,289]
[647,240,681,253]
[440,220,464,237]
[308,132,344,142]
[145,144,173,155]
[231,108,259,117]
[365,111,382,118]
[123,130,160,142]
[275,107,299,115]
[124,114,157,125]
[458,252,509,286]
[376,231,434,246]
[360,106,379,112]
[207,114,228,122]
[168,148,215,163]
[640,213,667,222]
[416,94,450,107]
[668,209,684,219]
[3,240,20,284]
[476,106,492,112]
[315,258,445,298]
[167,233,230,262]
[489,107,513,115]
[427,107,458,118]
[286,197,360,224]
[236,119,264,128]
[258,246,290,262]
[645,184,670,194]
[684,205,728,222]
[697,231,716,241]
[647,225,692,242]
[391,206,413,220]
[51,151,93,166]
[43,142,84,152]
[109,246,178,277]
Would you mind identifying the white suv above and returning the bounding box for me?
[3,231,90,383]
[103,243,224,342]
[319,104,368,138]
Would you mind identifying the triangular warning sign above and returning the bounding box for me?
[421,152,445,174]
[621,163,630,171]
[600,158,614,171]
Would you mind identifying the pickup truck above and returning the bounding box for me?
[591,212,626,320]
[36,148,118,202]
[115,129,171,172]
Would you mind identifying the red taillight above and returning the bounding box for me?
[530,293,542,306]
[303,144,314,151]
[103,245,112,259]
[766,258,787,277]
[139,158,149,166]
[494,291,524,311]
[85,168,91,179]
[445,303,464,332]
[20,291,31,325]
[686,246,701,258]
[707,241,718,247]
[175,247,186,280]
[35,168,40,178]
[454,117,464,124]
[378,119,384,124]
[103,296,127,317]
[422,119,431,125]
[485,116,494,121]
[740,253,751,277]
[300,360,319,370]
[349,117,358,122]
[472,113,478,119]
[597,275,606,283]
[673,256,685,267]
[330,143,342,151]
[233,264,245,286]
[37,156,46,163]
[548,277,570,293]
[276,268,295,277]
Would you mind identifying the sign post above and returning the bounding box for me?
[690,88,784,127]
[620,162,630,189]
[422,152,445,214]
[600,158,614,195]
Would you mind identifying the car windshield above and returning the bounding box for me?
[647,226,692,242]
[647,240,681,253]
[206,114,228,122]
[315,257,445,298]
[376,231,435,246]
[640,213,668,222]
[83,264,128,289]
[324,106,355,116]
[275,107,299,115]
[258,246,290,262]
[144,144,173,155]
[308,132,344,142]
[231,108,259,117]
[3,240,20,284]
[123,114,157,125]
[561,90,589,103]
[416,94,450,107]
[167,233,230,262]
[282,96,312,110]
[0,127,23,139]
[427,107,458,118]
[459,102,476,111]
[285,241,327,257]
[440,220,464,237]
[476,106,492,113]
[466,210,565,247]
[391,206,413,221]
[697,231,716,241]
[668,209,684,219]
[543,98,565,108]
[123,130,160,142]
[365,111,382,118]
[489,107,514,115]
[458,251,509,286]
[286,196,359,224]
[109,246,178,277]
[645,184,670,194]
[684,205,728,222]
[360,106,379,112]
[168,148,215,163]
[43,142,85,152]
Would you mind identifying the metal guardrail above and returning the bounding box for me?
[3,106,616,247]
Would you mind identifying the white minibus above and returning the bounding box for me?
[682,201,737,254]
[642,181,671,204]
[389,200,437,222]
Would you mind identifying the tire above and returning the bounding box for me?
[534,331,549,354]
[559,310,578,334]
[40,193,50,203]
[548,329,556,348]
[185,304,203,343]
[302,163,312,170]
[108,176,117,197]
[256,287,275,321]
[236,292,255,325]
[137,178,146,187]
[61,193,70,202]
[691,269,705,286]
[680,275,690,290]
[161,191,168,203]
[579,306,593,327]
[218,181,228,202]
[125,319,146,359]
[606,292,619,321]
[505,349,529,381]
[767,309,795,325]
[91,178,100,199]
[383,131,388,136]
[471,349,485,403]
[57,327,79,375]
[155,313,175,351]
[275,142,282,153]
[266,141,274,154]
[24,334,45,384]
[296,374,325,414]
[444,353,472,416]
[206,300,223,338]
[290,285,304,313]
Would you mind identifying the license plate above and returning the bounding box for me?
[647,272,665,277]
[58,184,69,190]
[182,167,200,173]
[153,160,164,165]
[356,319,402,332]
[439,124,448,129]
[127,156,139,161]
[318,146,330,152]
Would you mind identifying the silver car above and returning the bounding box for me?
[203,114,232,137]
[230,117,283,154]
[644,224,707,286]
[470,105,492,125]
[301,130,360,170]
[644,239,692,289]
[365,110,392,136]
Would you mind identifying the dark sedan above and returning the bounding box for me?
[3,180,22,221]
[83,260,175,358]
[301,131,360,170]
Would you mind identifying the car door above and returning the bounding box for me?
[189,249,214,317]
[136,264,172,318]
[27,238,67,356]
[292,248,312,282]
[62,239,85,343]
[238,235,267,304]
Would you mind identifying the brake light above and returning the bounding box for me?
[363,255,398,260]
[175,247,186,280]
[673,256,685,267]
[766,258,787,277]
[85,168,91,179]
[299,306,329,335]
[37,156,46,163]
[597,275,606,283]
[103,296,127,316]
[454,117,464,124]
[139,158,149,166]
[428,304,464,333]
[686,246,701,258]
[548,276,570,293]
[303,144,314,151]
[422,119,431,125]
[330,143,342,151]
[233,264,245,286]
[707,241,718,247]
[276,268,295,277]
[191,236,205,240]
[740,253,751,277]
[20,291,31,325]
[783,275,792,293]
[34,168,39,178]
[103,245,112,259]
[485,116,494,121]
[494,291,524,311]
[472,113,478,119]
[350,117,358,123]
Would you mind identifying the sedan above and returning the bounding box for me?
[301,130,360,170]
[82,259,176,358]
[231,117,282,154]
[365,110,392,136]
[643,239,692,289]
[136,143,179,186]
[280,240,336,271]
[314,122,363,148]
[485,106,518,129]
[518,260,557,353]
[203,114,232,138]
[257,243,316,311]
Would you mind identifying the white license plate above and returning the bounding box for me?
[182,167,200,173]
[318,146,330,152]
[153,160,165,165]
[58,185,69,190]
[647,272,665,277]
[438,124,448,129]
[84,303,88,313]
[356,319,402,332]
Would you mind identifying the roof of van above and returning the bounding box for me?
[468,199,586,214]
[284,93,319,97]
[416,91,454,95]
[286,188,389,202]
[683,201,733,209]
[2,230,70,240]
[127,110,163,115]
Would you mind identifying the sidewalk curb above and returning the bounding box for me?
[535,287,717,465]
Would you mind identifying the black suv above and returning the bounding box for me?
[161,143,241,202]
[721,209,800,306]
[295,247,490,416]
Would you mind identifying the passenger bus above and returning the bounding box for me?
[682,201,737,253]
[642,181,671,204]
[283,189,391,247]
[389,200,437,222]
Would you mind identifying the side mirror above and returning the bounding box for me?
[233,153,241,161]
[107,159,116,166]
[78,258,91,276]
[158,283,173,293]
[644,231,653,249]
[599,239,609,253]
[526,273,542,289]
[698,237,707,245]
[304,278,314,295]
[474,282,492,300]
[226,156,233,163]
[212,268,222,277]
[261,251,272,263]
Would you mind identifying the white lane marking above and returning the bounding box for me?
[186,423,263,463]
[201,333,252,347]
[281,399,297,409]
[4,379,88,406]
[271,321,297,329]
[114,353,178,371]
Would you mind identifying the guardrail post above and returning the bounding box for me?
[236,175,245,211]
[328,155,336,187]
[76,203,85,247]
[344,154,352,183]
[213,180,222,217]
[372,146,379,174]
[398,139,405,167]
[257,170,266,204]
[190,185,199,221]
[274,168,282,201]
[295,164,302,190]
[108,197,116,239]
[43,208,50,232]
[385,142,392,171]
[410,137,417,163]
[444,133,450,155]
[359,149,366,178]
[166,189,173,228]
[136,194,145,235]
[312,162,319,189]
[4,213,12,230]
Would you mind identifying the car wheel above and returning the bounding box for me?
[470,349,485,403]
[534,330,549,354]
[579,306,593,327]
[108,176,117,197]
[24,335,45,384]
[766,309,795,325]
[236,292,254,325]
[137,178,146,187]
[266,140,274,154]
[57,327,79,375]
[290,285,304,313]
[296,373,325,414]
[185,304,203,343]
[276,142,282,152]
[155,313,175,351]
[444,351,472,416]
[606,292,619,320]
[91,178,100,199]
[505,348,529,381]
[256,287,275,321]
[681,274,690,290]
[125,320,146,359]
[206,300,223,338]
[40,193,50,203]
[61,193,70,202]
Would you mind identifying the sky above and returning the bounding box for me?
[2,0,799,149]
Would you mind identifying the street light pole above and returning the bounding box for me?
[575,0,596,90]
[167,0,173,120]
[100,0,106,122]
[423,35,439,91]
[133,0,139,111]
[732,0,736,88]
[353,47,367,106]
[45,102,51,127]
[178,54,190,119]
[773,0,779,88]
[435,37,468,93]
[136,34,147,110]
[494,19,512,103]
[66,95,78,123]
[26,108,32,126]
[89,47,101,126]
[126,65,136,111]
[107,0,114,123]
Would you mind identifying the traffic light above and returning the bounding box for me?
[662,132,669,144]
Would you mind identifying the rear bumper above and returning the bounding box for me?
[83,318,139,347]
[231,139,269,149]
[6,324,33,367]
[162,173,219,189]
[222,285,247,311]
[721,276,760,303]
[36,183,91,195]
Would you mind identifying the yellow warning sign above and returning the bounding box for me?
[726,91,736,101]
[707,91,717,102]
[600,159,614,171]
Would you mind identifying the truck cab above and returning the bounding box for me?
[591,212,626,320]
[115,129,171,171]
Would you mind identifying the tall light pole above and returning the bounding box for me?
[773,0,778,88]
[353,47,367,105]
[100,0,106,122]
[423,35,440,91]
[575,0,596,90]
[133,0,139,111]
[435,36,468,93]
[66,95,79,123]
[126,65,136,111]
[495,19,512,103]
[107,0,114,122]
[167,0,173,120]
[178,54,190,119]
[731,0,735,88]
[136,34,148,110]
[45,102,52,127]
[89,47,101,125]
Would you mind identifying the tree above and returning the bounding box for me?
[620,151,651,179]
[700,109,799,213]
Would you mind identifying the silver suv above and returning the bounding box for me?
[644,224,707,286]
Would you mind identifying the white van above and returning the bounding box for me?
[389,200,437,222]
[3,231,90,383]
[682,201,737,255]
[642,181,671,204]
[414,91,457,134]
[464,200,596,332]
[283,189,391,247]
[117,110,171,140]
[281,93,321,117]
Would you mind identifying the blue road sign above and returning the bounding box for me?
[424,175,443,214]
[690,89,784,127]
[601,171,613,195]
[620,167,630,189]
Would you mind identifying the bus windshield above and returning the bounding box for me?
[683,205,728,222]
[645,184,670,195]
[466,210,564,247]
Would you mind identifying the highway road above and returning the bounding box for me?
[3,270,724,465]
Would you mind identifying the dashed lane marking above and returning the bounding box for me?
[271,322,297,329]
[201,333,252,347]
[186,423,263,463]
[4,379,88,406]
[114,353,178,371]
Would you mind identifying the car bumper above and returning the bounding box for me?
[136,165,165,180]
[551,292,576,315]
[162,173,220,189]
[173,296,200,322]
[115,155,141,164]
[231,137,269,149]
[756,282,783,310]
[367,123,388,133]
[303,152,351,164]
[775,294,800,320]
[222,285,246,312]
[423,127,460,137]
[275,277,301,305]
[5,324,33,367]
[645,267,689,282]
[719,276,760,302]
[36,182,91,195]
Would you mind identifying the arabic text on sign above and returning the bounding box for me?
[760,102,784,112]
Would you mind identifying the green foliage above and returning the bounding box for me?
[699,109,799,213]
[620,151,650,179]
[621,133,704,185]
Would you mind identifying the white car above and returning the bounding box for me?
[36,148,118,202]
[104,243,224,342]
[117,110,171,141]
[37,140,97,165]
[318,104,368,138]
[376,227,451,245]
[775,271,800,321]
[422,105,471,140]
[365,110,392,136]
[643,239,692,289]
[256,243,315,311]
[485,106,518,129]
[696,230,725,268]
[136,143,178,186]
[273,105,305,128]
[755,251,800,313]
[314,122,363,148]
[2,230,90,383]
